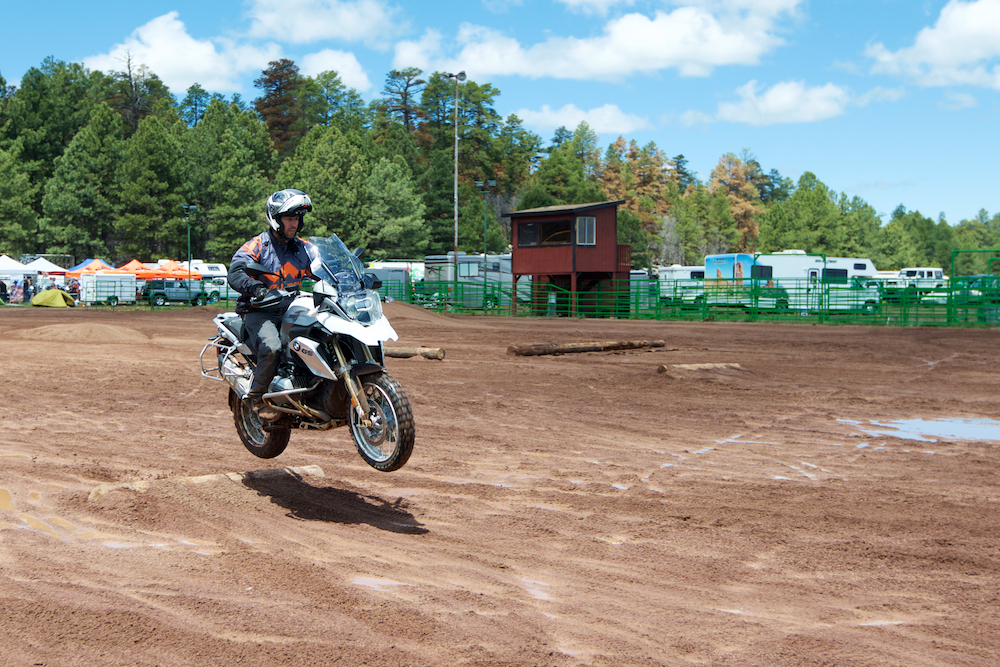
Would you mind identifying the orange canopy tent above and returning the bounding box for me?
[154,259,202,280]
[66,259,131,277]
[117,259,166,280]
[118,259,146,272]
[113,259,202,280]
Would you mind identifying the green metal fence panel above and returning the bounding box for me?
[323,272,1000,329]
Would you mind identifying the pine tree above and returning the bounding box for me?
[114,114,185,261]
[381,67,426,133]
[180,83,210,126]
[107,54,174,136]
[0,145,37,256]
[41,102,125,260]
[710,152,764,251]
[254,59,303,159]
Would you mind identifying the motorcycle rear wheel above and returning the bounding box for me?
[349,371,414,472]
[231,390,290,458]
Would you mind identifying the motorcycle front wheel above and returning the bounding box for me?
[231,390,290,458]
[349,371,414,472]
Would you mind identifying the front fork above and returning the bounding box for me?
[329,339,373,428]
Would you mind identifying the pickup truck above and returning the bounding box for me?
[141,279,217,306]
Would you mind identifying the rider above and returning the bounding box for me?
[229,189,316,421]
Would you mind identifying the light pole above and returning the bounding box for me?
[475,179,496,309]
[443,71,465,299]
[183,204,196,304]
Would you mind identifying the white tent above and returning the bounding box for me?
[0,254,30,276]
[24,257,66,274]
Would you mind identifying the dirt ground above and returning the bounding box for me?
[1,302,999,666]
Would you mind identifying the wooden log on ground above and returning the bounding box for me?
[385,346,446,360]
[507,340,667,357]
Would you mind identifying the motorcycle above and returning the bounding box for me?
[200,234,414,472]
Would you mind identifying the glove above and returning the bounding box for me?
[252,285,267,299]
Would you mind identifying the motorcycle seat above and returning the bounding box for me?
[221,315,246,342]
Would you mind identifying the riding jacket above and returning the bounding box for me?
[229,230,315,315]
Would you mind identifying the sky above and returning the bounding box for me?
[3,0,999,225]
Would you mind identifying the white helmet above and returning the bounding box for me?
[265,189,312,234]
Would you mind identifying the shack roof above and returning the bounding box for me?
[508,200,625,218]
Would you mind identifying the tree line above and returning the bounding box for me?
[1,56,998,275]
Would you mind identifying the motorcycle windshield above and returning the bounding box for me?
[306,235,365,293]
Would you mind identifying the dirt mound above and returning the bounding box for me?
[2,322,149,343]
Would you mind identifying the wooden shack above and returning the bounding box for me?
[509,200,630,316]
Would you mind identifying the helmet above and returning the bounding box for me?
[265,189,313,235]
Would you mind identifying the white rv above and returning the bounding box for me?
[178,259,228,280]
[705,250,880,311]
[756,250,879,311]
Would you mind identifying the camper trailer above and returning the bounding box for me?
[421,252,529,309]
[705,250,880,311]
[654,264,705,306]
[177,259,228,280]
[79,273,137,306]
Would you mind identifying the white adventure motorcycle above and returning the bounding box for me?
[200,235,414,471]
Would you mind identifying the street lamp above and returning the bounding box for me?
[443,71,465,295]
[475,179,496,310]
[182,204,197,304]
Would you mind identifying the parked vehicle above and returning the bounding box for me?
[141,279,216,306]
[366,266,411,301]
[208,277,241,302]
[420,252,530,309]
[79,273,137,306]
[704,250,880,311]
[178,260,228,280]
[653,264,705,307]
[199,235,414,470]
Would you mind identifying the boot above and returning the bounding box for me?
[250,395,281,421]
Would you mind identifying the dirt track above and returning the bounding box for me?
[2,303,999,666]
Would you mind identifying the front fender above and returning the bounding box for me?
[315,311,398,346]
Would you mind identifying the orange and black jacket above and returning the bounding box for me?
[229,230,315,315]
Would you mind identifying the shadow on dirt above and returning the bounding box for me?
[242,476,428,534]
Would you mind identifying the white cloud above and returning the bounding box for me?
[300,49,373,91]
[556,0,636,16]
[855,86,906,106]
[708,80,851,125]
[866,0,1000,89]
[515,103,651,134]
[246,0,400,45]
[483,0,525,12]
[680,109,715,126]
[940,91,978,109]
[392,29,443,72]
[393,3,798,80]
[83,12,280,94]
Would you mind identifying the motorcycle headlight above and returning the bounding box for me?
[340,290,383,325]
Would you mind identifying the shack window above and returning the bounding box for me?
[823,268,849,283]
[517,219,572,247]
[518,222,539,246]
[576,216,596,245]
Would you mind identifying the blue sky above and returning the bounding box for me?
[4,0,999,225]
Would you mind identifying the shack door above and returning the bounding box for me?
[806,269,824,311]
